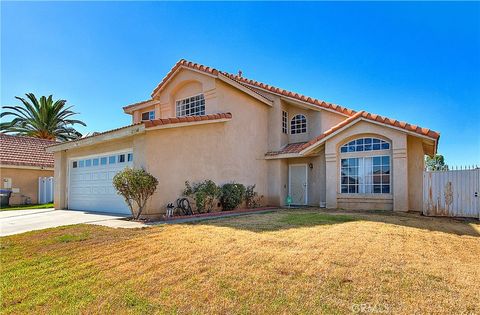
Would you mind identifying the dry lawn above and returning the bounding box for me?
[1,209,479,314]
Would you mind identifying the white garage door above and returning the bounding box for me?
[68,151,133,214]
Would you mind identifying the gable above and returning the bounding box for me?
[300,112,438,156]
[151,65,273,107]
[154,67,216,105]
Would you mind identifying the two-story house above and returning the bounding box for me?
[47,59,439,218]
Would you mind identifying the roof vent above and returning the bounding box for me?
[238,70,243,77]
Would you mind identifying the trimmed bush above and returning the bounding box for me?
[183,180,220,213]
[113,168,158,219]
[219,183,246,211]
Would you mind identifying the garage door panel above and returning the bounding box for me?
[68,151,132,215]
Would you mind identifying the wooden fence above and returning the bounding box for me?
[423,167,479,218]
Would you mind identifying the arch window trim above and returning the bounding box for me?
[290,114,307,135]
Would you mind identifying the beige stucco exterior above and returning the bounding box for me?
[49,65,436,217]
[0,166,53,205]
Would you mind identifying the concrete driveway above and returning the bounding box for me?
[0,209,144,237]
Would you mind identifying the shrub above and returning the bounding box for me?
[113,168,158,219]
[183,180,219,213]
[245,184,263,208]
[219,183,246,211]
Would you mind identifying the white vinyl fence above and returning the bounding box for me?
[38,177,54,204]
[423,167,480,218]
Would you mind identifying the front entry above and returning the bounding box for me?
[289,164,308,205]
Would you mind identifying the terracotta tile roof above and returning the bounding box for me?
[265,142,308,156]
[48,113,233,150]
[222,73,355,116]
[150,59,355,116]
[123,99,156,111]
[47,123,144,149]
[143,113,232,128]
[267,110,440,157]
[0,134,56,168]
[131,59,439,153]
[301,110,439,151]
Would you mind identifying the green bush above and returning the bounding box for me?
[113,168,158,219]
[183,180,219,213]
[219,183,246,211]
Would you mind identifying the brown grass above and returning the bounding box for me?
[1,209,479,314]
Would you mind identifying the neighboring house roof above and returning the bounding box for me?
[266,110,440,157]
[0,134,56,168]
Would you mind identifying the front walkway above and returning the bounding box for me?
[0,209,142,237]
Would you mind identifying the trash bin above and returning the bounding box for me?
[0,189,12,207]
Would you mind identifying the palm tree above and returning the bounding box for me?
[0,93,86,141]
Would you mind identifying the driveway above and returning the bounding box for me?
[0,209,143,237]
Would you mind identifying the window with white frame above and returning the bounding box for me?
[340,156,390,194]
[282,111,288,134]
[176,94,205,117]
[339,137,391,194]
[71,152,133,169]
[141,111,155,121]
[290,114,307,134]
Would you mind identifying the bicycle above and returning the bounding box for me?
[173,198,193,216]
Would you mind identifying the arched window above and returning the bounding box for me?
[340,137,390,153]
[290,114,307,134]
[339,137,391,194]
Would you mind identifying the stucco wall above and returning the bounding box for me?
[320,110,347,133]
[267,96,283,151]
[138,81,269,217]
[0,167,53,205]
[324,120,409,211]
[274,100,348,150]
[266,159,288,206]
[407,135,425,211]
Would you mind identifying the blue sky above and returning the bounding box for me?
[1,2,479,166]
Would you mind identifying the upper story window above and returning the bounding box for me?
[340,137,390,153]
[141,111,155,121]
[282,111,288,134]
[290,114,307,134]
[176,94,205,117]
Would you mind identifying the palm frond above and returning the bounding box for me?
[1,93,86,141]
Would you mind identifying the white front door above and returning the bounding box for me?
[289,164,308,205]
[68,151,133,214]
